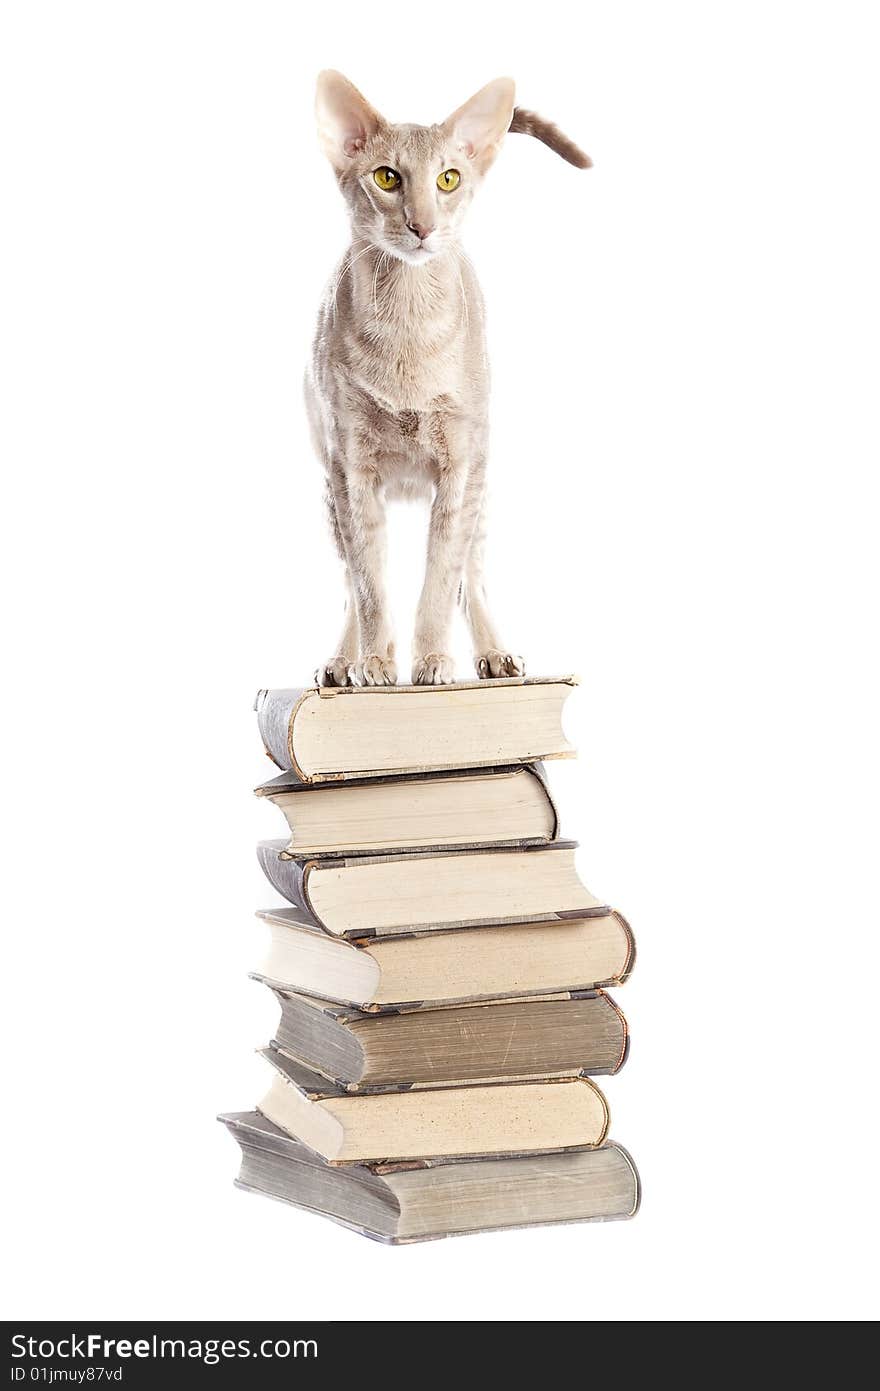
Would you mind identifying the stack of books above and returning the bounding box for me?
[221,676,639,1244]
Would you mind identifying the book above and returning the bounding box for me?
[255,763,558,857]
[255,677,576,782]
[254,905,635,1009]
[257,1047,610,1163]
[256,839,601,937]
[268,987,629,1090]
[221,1111,640,1243]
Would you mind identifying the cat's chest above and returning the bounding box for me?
[353,400,450,485]
[358,357,457,414]
[350,321,464,412]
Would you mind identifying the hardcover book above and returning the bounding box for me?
[257,1046,610,1163]
[256,839,601,937]
[255,762,558,857]
[221,1111,640,1243]
[268,986,629,1090]
[255,677,576,782]
[254,905,635,1009]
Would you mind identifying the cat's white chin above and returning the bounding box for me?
[385,242,444,266]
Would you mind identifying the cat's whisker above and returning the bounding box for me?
[452,247,470,334]
[454,245,478,279]
[371,250,385,320]
[329,253,360,320]
[329,241,375,321]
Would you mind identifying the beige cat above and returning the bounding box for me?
[307,71,589,686]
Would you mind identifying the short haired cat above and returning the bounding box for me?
[308,71,589,686]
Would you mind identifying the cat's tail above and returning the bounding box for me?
[509,108,592,168]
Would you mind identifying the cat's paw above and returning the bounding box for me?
[476,650,526,679]
[316,656,352,687]
[348,655,398,686]
[412,653,456,685]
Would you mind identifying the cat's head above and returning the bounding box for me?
[315,71,516,265]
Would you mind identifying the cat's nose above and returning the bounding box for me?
[406,220,435,242]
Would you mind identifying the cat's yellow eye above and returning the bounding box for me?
[373,167,401,191]
[437,168,461,192]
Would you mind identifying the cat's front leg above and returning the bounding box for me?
[316,579,359,688]
[461,495,525,679]
[334,458,397,686]
[317,482,359,686]
[412,455,481,686]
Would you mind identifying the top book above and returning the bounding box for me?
[256,677,577,783]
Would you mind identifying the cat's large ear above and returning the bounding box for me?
[443,78,516,172]
[315,70,386,171]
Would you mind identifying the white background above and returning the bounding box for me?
[2,0,878,1321]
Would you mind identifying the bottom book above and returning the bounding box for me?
[220,1111,640,1244]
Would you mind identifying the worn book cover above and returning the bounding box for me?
[255,676,577,782]
[256,838,604,937]
[267,986,629,1090]
[253,903,636,1010]
[256,1045,611,1163]
[221,1111,640,1243]
[255,761,559,857]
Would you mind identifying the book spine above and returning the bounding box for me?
[525,762,561,840]
[256,843,315,922]
[255,688,301,770]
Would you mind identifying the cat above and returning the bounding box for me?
[307,71,589,686]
